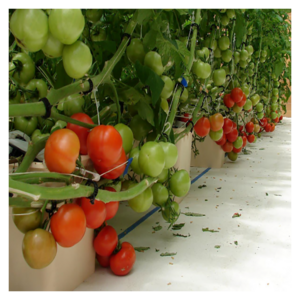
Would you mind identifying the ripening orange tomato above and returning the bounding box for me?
[209,113,224,131]
[194,116,211,137]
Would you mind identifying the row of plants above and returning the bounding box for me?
[8,9,291,275]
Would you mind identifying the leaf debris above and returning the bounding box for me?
[173,233,190,238]
[202,227,219,233]
[134,247,150,252]
[171,223,185,230]
[214,245,221,249]
[160,252,177,257]
[152,225,162,231]
[234,241,238,245]
[232,213,241,218]
[198,184,207,189]
[183,212,205,217]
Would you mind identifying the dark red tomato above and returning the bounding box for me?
[66,113,94,155]
[273,117,279,123]
[93,225,118,257]
[223,118,233,134]
[179,113,191,122]
[247,134,255,143]
[236,94,247,107]
[94,148,127,179]
[223,94,235,108]
[226,129,238,143]
[242,136,247,148]
[73,198,82,206]
[265,123,271,132]
[279,115,283,121]
[81,197,106,229]
[238,125,244,132]
[231,87,244,103]
[222,141,233,153]
[104,187,119,221]
[194,116,211,137]
[245,122,254,133]
[232,146,242,153]
[110,242,136,276]
[87,125,123,166]
[270,123,275,132]
[50,203,86,248]
[215,132,227,146]
[96,254,110,268]
[259,118,268,127]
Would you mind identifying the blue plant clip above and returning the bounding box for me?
[123,157,133,176]
[181,76,188,88]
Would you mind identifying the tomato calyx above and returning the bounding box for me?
[112,239,122,255]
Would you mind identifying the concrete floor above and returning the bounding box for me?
[76,118,292,291]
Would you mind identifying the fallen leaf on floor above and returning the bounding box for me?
[173,233,190,238]
[169,263,174,265]
[214,245,221,249]
[183,212,206,217]
[205,199,208,201]
[232,213,241,218]
[134,247,150,252]
[259,148,265,150]
[160,252,177,257]
[152,225,162,231]
[198,185,207,189]
[172,223,185,230]
[167,283,171,285]
[274,194,282,196]
[234,241,238,245]
[155,248,160,252]
[202,227,219,233]
[171,257,174,260]
[266,193,269,196]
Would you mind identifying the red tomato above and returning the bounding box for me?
[44,129,80,174]
[242,136,247,148]
[232,146,242,153]
[215,132,227,146]
[66,113,94,155]
[279,115,283,121]
[232,122,237,130]
[240,130,247,137]
[110,242,136,276]
[238,125,244,132]
[265,123,271,132]
[247,134,255,143]
[194,116,211,137]
[50,203,86,248]
[231,87,244,103]
[209,113,224,131]
[236,94,247,107]
[245,122,254,133]
[104,187,119,221]
[223,118,233,134]
[226,128,238,143]
[93,225,118,257]
[273,117,279,123]
[81,197,106,229]
[222,141,233,153]
[94,148,127,179]
[87,125,123,166]
[259,118,268,127]
[96,254,110,268]
[179,113,191,122]
[223,94,235,108]
[270,123,275,132]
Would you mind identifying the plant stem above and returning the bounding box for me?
[105,81,121,123]
[165,89,182,136]
[10,172,73,184]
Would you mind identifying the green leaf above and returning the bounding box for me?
[134,247,150,252]
[136,9,154,25]
[234,241,238,245]
[234,10,247,48]
[135,60,165,106]
[152,225,162,231]
[143,29,159,51]
[169,128,175,144]
[176,9,189,15]
[54,60,73,89]
[171,223,185,230]
[160,252,177,257]
[274,61,286,77]
[202,227,219,233]
[135,100,155,126]
[214,245,221,249]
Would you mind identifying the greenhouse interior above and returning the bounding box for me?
[7,7,295,293]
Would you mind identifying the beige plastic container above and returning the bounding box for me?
[173,128,193,203]
[9,156,96,291]
[190,133,225,169]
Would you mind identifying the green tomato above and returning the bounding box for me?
[221,49,232,63]
[129,115,152,141]
[126,38,146,65]
[152,183,169,207]
[245,45,254,56]
[228,151,238,161]
[86,9,103,23]
[9,87,21,104]
[42,32,64,58]
[14,116,38,136]
[138,142,165,177]
[12,207,42,234]
[239,60,248,69]
[232,103,243,113]
[218,36,230,51]
[266,106,271,115]
[240,49,249,61]
[9,52,35,85]
[115,123,134,154]
[209,128,223,141]
[91,28,106,42]
[243,99,253,111]
[128,185,153,213]
[144,51,164,76]
[221,15,229,26]
[204,37,217,50]
[261,50,267,58]
[271,96,278,103]
[10,9,48,52]
[62,41,92,79]
[222,65,230,75]
[271,103,278,111]
[196,47,210,61]
[162,201,180,224]
[23,229,57,270]
[248,62,255,69]
[157,169,169,183]
[226,9,236,19]
[241,84,250,97]
[250,94,260,106]
[257,111,264,119]
[214,47,222,58]
[271,112,277,120]
[159,142,178,169]
[192,60,211,79]
[248,69,254,77]
[233,136,243,149]
[160,98,169,114]
[129,148,143,175]
[170,169,191,197]
[160,75,174,99]
[180,88,189,103]
[272,88,279,96]
[260,57,266,63]
[256,102,264,112]
[213,69,226,86]
[62,94,85,116]
[260,78,266,85]
[25,79,48,102]
[49,9,85,45]
[234,51,240,63]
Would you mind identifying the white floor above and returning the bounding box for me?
[76,118,292,291]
